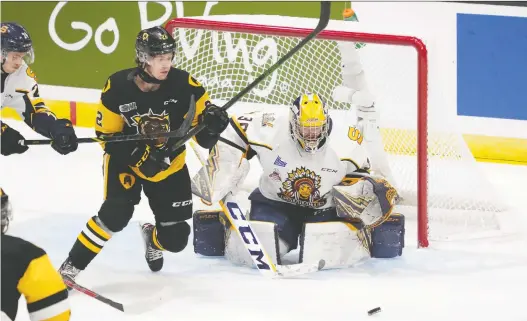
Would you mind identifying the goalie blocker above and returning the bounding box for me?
[193,208,404,268]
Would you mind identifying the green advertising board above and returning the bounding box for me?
[1,1,348,89]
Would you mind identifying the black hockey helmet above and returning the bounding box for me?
[134,26,176,84]
[1,22,34,65]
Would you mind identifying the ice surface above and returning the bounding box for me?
[2,121,527,321]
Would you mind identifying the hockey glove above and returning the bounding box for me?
[50,119,78,155]
[1,122,29,156]
[199,102,229,135]
[128,143,169,178]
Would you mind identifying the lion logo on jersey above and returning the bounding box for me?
[132,109,170,148]
[277,167,326,208]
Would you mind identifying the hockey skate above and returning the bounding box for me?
[139,222,164,272]
[58,258,81,290]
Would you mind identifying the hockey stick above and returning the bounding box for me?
[189,140,324,278]
[23,2,329,148]
[168,1,331,154]
[21,93,197,146]
[63,278,124,312]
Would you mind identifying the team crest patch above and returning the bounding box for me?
[268,169,282,182]
[273,156,287,167]
[261,113,275,127]
[132,109,170,148]
[119,173,136,189]
[277,167,327,208]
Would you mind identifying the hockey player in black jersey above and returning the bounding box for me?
[1,189,71,321]
[58,26,229,282]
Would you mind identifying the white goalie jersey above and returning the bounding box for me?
[217,109,371,209]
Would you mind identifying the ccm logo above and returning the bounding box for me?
[172,200,193,207]
[226,201,270,270]
[321,168,337,173]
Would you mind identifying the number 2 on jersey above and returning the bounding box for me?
[96,111,103,127]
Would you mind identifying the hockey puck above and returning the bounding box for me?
[367,307,381,316]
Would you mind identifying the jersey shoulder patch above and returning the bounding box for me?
[329,122,366,159]
[10,63,38,95]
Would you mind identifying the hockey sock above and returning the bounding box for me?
[69,216,112,270]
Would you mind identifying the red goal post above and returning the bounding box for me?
[165,17,430,247]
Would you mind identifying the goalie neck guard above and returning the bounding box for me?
[289,93,331,154]
[134,26,176,84]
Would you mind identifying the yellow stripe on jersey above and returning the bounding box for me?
[340,158,361,171]
[95,101,124,135]
[37,310,71,321]
[31,98,44,106]
[248,141,273,151]
[17,254,70,321]
[230,117,249,143]
[131,149,187,182]
[191,91,210,127]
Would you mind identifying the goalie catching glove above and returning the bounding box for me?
[332,175,398,228]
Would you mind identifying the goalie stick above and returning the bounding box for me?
[189,140,325,278]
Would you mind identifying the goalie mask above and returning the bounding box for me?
[1,22,35,67]
[135,26,176,84]
[289,93,330,153]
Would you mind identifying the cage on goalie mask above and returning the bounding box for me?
[289,93,330,153]
[135,26,177,68]
[1,22,34,65]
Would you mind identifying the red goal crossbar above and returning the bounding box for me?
[165,17,429,247]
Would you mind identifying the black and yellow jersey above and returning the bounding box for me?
[95,67,215,182]
[1,234,70,321]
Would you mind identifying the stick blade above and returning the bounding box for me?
[273,259,325,278]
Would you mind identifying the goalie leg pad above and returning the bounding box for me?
[371,213,405,258]
[300,221,371,268]
[224,220,283,268]
[193,210,225,256]
[249,188,305,252]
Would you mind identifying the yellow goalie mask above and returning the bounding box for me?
[289,93,330,153]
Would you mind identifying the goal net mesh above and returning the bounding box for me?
[166,17,509,245]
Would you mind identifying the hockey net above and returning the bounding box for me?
[165,16,509,247]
